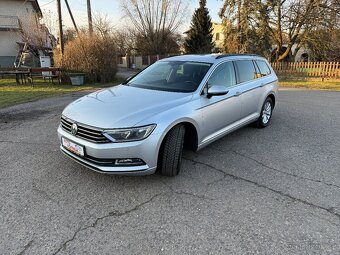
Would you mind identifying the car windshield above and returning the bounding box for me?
[124,61,212,92]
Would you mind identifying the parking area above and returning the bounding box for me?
[0,89,340,254]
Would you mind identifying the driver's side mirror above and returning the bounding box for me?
[207,85,229,98]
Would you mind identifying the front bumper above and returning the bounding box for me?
[57,126,160,175]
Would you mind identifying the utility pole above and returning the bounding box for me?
[87,0,93,35]
[56,0,64,55]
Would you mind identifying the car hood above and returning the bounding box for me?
[62,85,193,128]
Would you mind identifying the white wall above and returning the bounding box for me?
[0,0,39,31]
[0,0,42,66]
[294,47,311,62]
[0,30,21,56]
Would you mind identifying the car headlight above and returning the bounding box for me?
[103,124,156,142]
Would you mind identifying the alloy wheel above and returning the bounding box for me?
[262,101,272,124]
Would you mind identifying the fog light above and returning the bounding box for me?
[115,158,145,166]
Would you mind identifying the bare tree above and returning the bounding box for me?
[220,0,340,61]
[268,0,331,61]
[21,13,46,48]
[63,28,77,43]
[113,28,137,56]
[120,0,188,55]
[93,12,114,37]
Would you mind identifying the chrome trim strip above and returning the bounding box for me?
[60,146,154,174]
[102,132,117,142]
[61,115,104,132]
[241,81,274,94]
[195,95,236,110]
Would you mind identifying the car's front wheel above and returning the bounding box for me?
[254,97,273,128]
[158,124,185,177]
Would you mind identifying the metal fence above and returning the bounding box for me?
[117,54,176,69]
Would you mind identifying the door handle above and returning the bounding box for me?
[234,91,242,97]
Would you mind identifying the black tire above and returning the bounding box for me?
[158,124,186,177]
[254,97,273,128]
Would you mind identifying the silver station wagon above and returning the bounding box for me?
[58,54,278,176]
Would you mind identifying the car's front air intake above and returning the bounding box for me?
[60,116,111,143]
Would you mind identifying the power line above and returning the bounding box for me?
[41,0,55,7]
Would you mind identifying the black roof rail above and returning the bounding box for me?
[215,53,262,59]
[166,54,180,58]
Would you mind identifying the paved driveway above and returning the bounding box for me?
[0,90,339,255]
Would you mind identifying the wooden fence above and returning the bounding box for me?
[270,62,340,78]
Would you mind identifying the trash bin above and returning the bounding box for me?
[69,73,85,85]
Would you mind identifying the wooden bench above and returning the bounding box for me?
[0,67,31,84]
[0,67,61,86]
[29,67,61,85]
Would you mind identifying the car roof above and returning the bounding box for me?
[161,54,266,64]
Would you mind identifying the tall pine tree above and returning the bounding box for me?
[184,0,214,54]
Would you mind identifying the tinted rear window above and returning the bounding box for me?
[235,60,256,83]
[256,60,271,76]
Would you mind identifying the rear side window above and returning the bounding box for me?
[235,60,256,83]
[256,60,271,76]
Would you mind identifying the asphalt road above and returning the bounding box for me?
[0,89,340,255]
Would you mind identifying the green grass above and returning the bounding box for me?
[2,76,339,109]
[279,78,340,91]
[0,78,124,109]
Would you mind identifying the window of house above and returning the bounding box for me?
[235,60,257,83]
[216,33,220,41]
[207,61,236,88]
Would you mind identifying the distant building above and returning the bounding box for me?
[211,22,224,52]
[0,0,55,67]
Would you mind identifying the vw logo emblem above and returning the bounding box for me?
[71,123,78,135]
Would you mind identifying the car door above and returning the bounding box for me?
[200,61,242,143]
[234,60,265,119]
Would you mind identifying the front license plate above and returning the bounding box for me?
[62,137,84,157]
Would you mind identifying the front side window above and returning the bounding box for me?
[207,61,236,88]
[235,60,257,83]
[125,61,212,92]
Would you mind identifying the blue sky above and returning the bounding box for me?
[38,0,223,35]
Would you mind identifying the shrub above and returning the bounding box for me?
[54,35,117,83]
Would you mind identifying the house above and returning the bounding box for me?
[211,22,224,53]
[211,22,311,62]
[0,0,55,67]
[271,44,311,62]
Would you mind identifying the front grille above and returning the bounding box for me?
[60,116,111,143]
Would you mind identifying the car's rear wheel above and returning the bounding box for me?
[158,124,186,177]
[254,97,273,128]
